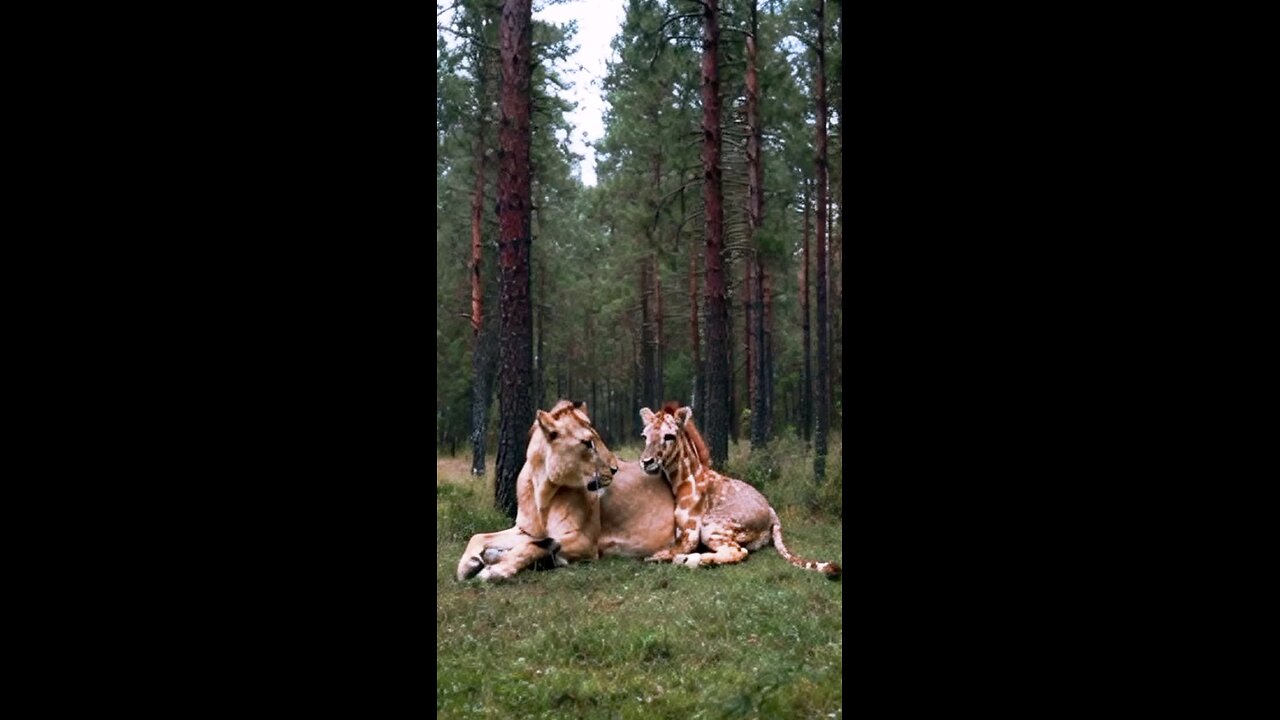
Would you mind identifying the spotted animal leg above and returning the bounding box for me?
[644,520,701,563]
[674,538,748,569]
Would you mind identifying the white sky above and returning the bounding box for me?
[533,0,627,186]
[438,0,627,187]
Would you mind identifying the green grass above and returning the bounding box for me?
[436,438,843,719]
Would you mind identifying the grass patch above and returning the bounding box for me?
[437,441,843,719]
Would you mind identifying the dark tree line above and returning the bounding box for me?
[437,0,842,517]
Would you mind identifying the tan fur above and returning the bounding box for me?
[638,405,841,579]
[518,400,619,539]
[456,401,675,582]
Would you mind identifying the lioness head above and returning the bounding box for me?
[536,400,620,491]
[638,404,692,475]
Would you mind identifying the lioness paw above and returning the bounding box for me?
[458,556,485,581]
[477,565,514,582]
[673,553,702,568]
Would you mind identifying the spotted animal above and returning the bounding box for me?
[639,403,841,579]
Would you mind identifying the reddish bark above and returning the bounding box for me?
[469,13,497,478]
[747,0,769,448]
[700,0,729,465]
[745,255,754,411]
[494,0,534,519]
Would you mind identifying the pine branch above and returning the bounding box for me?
[658,12,703,36]
[436,24,500,52]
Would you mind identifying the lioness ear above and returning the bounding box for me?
[573,400,588,417]
[675,406,693,426]
[640,407,656,425]
[537,410,558,440]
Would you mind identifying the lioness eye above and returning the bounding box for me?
[582,439,593,449]
[663,434,675,442]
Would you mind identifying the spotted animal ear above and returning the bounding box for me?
[537,410,558,440]
[675,406,693,426]
[640,407,656,425]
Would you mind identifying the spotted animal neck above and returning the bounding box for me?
[662,431,705,493]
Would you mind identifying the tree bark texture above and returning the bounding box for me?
[744,254,754,415]
[641,257,654,408]
[700,0,729,465]
[469,112,491,475]
[468,11,497,477]
[747,0,769,449]
[801,181,812,443]
[813,0,830,482]
[752,258,769,448]
[689,233,701,414]
[494,0,534,519]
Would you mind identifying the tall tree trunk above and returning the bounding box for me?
[470,311,499,475]
[699,0,729,465]
[536,259,547,409]
[589,311,598,429]
[640,257,654,408]
[650,153,664,407]
[631,331,641,437]
[801,181,812,443]
[689,232,701,413]
[762,266,773,439]
[752,258,769,447]
[468,12,497,477]
[744,255,754,415]
[727,286,737,444]
[604,378,613,445]
[494,0,534,520]
[655,252,663,405]
[813,0,830,482]
[469,122,492,476]
[746,0,768,449]
[831,191,841,432]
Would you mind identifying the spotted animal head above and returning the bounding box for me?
[638,403,693,475]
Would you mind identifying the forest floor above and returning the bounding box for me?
[436,439,843,719]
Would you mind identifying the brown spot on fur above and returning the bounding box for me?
[659,402,711,467]
[675,483,697,506]
[648,412,838,578]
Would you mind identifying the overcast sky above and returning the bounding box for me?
[439,1,627,187]
[534,0,627,186]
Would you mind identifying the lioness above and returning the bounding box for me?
[456,400,674,581]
